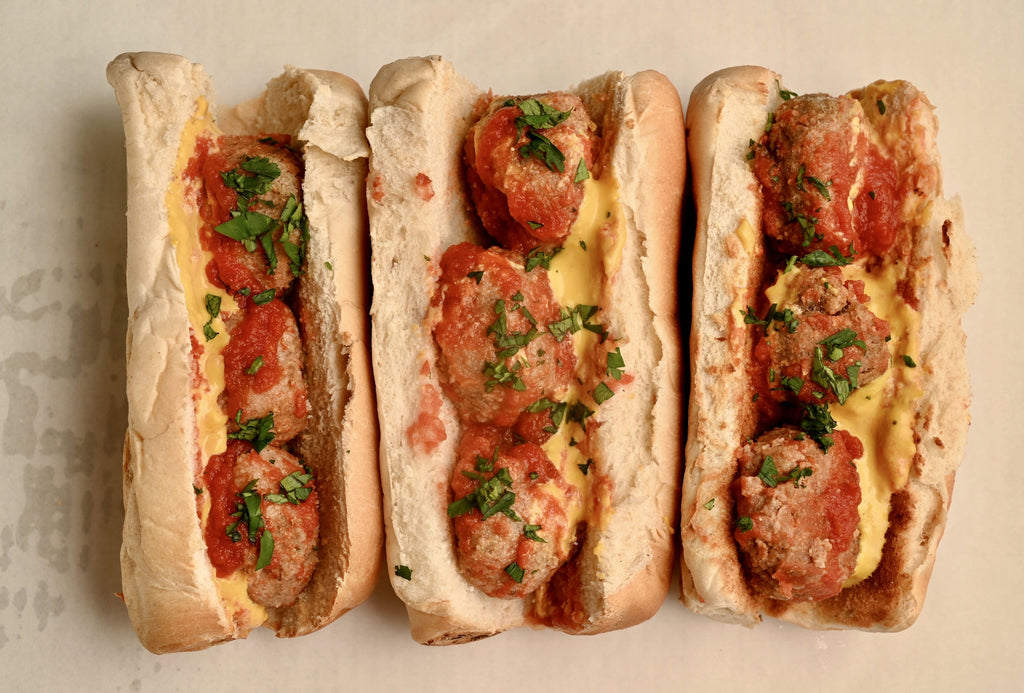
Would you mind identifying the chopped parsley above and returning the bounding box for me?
[395,564,413,580]
[606,347,625,380]
[202,293,221,341]
[796,244,857,268]
[523,525,546,542]
[214,155,309,277]
[247,355,265,375]
[757,455,813,488]
[227,411,276,452]
[447,467,520,521]
[742,302,799,336]
[800,403,837,452]
[225,479,274,571]
[265,470,314,505]
[504,561,525,583]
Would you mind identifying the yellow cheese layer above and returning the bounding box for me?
[168,97,236,461]
[169,98,264,625]
[837,262,921,585]
[762,261,921,586]
[542,175,622,520]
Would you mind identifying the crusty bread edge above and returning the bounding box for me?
[680,65,979,630]
[366,56,685,643]
[108,52,380,652]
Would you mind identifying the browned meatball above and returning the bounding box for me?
[752,92,907,258]
[201,135,306,297]
[432,242,576,427]
[733,426,863,602]
[221,297,309,444]
[464,93,597,253]
[230,444,319,607]
[756,267,890,404]
[202,440,318,609]
[449,425,580,599]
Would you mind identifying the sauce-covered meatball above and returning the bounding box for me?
[220,297,309,443]
[733,426,863,602]
[202,440,319,608]
[752,94,901,257]
[464,93,597,253]
[200,135,306,296]
[757,266,890,405]
[449,425,580,599]
[432,242,576,427]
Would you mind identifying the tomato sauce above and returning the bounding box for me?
[202,440,251,577]
[854,147,901,256]
[221,298,289,399]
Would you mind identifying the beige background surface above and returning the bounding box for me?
[1,1,1019,690]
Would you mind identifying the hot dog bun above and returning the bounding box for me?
[681,66,978,630]
[366,56,685,644]
[108,52,381,653]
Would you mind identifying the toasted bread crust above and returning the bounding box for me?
[681,66,978,630]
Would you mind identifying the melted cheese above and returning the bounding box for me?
[168,97,236,460]
[542,176,622,524]
[169,98,263,623]
[762,261,922,586]
[837,262,921,585]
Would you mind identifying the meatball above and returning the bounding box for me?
[464,93,597,253]
[449,425,580,599]
[202,135,306,296]
[203,440,319,608]
[432,242,576,427]
[733,426,863,602]
[753,94,868,255]
[221,297,309,443]
[758,267,890,405]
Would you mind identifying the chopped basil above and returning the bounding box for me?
[394,564,413,580]
[577,459,592,476]
[877,99,886,115]
[903,354,917,367]
[467,270,484,284]
[514,98,573,132]
[737,516,754,532]
[527,397,567,433]
[703,498,715,511]
[247,356,264,375]
[806,175,832,201]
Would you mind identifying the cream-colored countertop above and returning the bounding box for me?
[1,1,1019,690]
